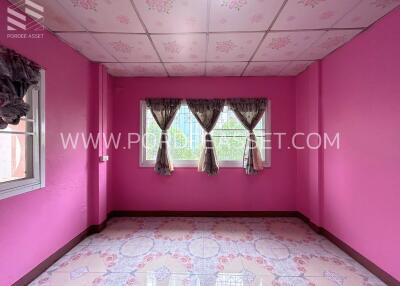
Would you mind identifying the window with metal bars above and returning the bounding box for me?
[140,100,271,168]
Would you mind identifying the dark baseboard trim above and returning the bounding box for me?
[12,218,109,286]
[296,212,323,234]
[110,210,297,217]
[322,230,399,286]
[12,211,399,286]
[88,218,108,233]
[296,212,399,286]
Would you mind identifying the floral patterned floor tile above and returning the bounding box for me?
[272,276,314,286]
[317,238,352,259]
[29,217,386,286]
[265,220,319,247]
[29,271,106,286]
[131,272,196,286]
[293,255,387,286]
[196,272,276,286]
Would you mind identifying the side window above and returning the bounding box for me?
[0,70,45,200]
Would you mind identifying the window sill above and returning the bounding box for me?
[0,182,43,200]
[140,161,271,169]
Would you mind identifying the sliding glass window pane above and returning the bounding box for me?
[144,104,267,162]
[213,135,246,161]
[145,105,202,161]
[0,134,34,183]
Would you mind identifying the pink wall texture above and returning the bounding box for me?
[90,66,114,225]
[295,7,400,281]
[0,0,109,285]
[295,62,321,226]
[110,77,297,212]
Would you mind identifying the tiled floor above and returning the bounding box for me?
[30,217,386,286]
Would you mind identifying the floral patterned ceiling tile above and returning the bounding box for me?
[335,0,400,28]
[253,31,325,61]
[244,61,290,76]
[300,29,362,59]
[280,61,314,76]
[56,32,114,62]
[165,63,205,76]
[206,62,247,76]
[207,33,264,61]
[93,34,159,62]
[151,34,207,62]
[132,0,208,33]
[102,63,127,77]
[8,0,85,31]
[122,63,167,77]
[57,0,144,33]
[273,0,360,30]
[209,0,285,32]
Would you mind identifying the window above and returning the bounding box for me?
[0,70,45,200]
[140,100,271,168]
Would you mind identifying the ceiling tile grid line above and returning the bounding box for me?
[301,29,364,61]
[293,0,365,62]
[127,0,170,77]
[51,27,374,36]
[295,0,364,60]
[17,0,115,63]
[204,0,212,76]
[240,0,289,76]
[244,0,363,75]
[7,0,399,77]
[48,28,371,35]
[99,60,320,64]
[51,0,120,63]
[335,0,400,29]
[330,0,366,28]
[269,0,394,65]
[278,0,362,66]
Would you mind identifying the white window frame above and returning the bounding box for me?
[0,69,45,200]
[140,100,271,168]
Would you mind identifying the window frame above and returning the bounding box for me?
[0,69,46,200]
[140,100,271,168]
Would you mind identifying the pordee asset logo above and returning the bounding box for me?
[6,0,44,39]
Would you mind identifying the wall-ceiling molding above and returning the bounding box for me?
[8,0,400,77]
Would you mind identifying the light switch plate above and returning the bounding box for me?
[99,155,109,162]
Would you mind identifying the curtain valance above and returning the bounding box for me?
[0,46,40,129]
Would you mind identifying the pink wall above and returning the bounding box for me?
[110,77,297,211]
[295,63,321,225]
[0,0,103,284]
[90,66,114,225]
[296,7,400,280]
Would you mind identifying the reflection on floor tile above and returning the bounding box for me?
[30,217,386,286]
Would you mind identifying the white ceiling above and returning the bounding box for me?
[9,0,400,77]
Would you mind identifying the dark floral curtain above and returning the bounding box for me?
[146,98,182,176]
[0,46,40,129]
[187,99,225,175]
[228,98,267,175]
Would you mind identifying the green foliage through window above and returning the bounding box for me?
[145,105,266,162]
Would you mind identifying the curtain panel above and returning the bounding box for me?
[228,98,267,175]
[146,98,182,176]
[0,46,40,129]
[186,99,225,175]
